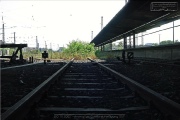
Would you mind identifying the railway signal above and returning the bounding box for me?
[127,52,134,64]
[42,51,48,64]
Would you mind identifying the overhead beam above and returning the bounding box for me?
[0,44,27,48]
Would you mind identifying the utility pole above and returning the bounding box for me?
[50,43,52,59]
[58,44,60,59]
[58,44,59,52]
[101,16,103,30]
[2,23,5,44]
[1,23,5,56]
[14,32,16,44]
[91,31,93,40]
[45,41,47,50]
[36,36,39,49]
[2,14,5,44]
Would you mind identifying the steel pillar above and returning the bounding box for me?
[109,43,112,51]
[129,36,131,48]
[173,21,174,43]
[133,31,135,48]
[124,35,127,49]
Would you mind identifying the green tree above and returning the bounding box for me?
[160,40,173,45]
[175,40,179,43]
[118,41,123,50]
[152,43,158,46]
[62,40,96,60]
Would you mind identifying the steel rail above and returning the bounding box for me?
[88,58,180,120]
[1,62,43,70]
[1,58,74,120]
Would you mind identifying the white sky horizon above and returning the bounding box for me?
[0,0,126,50]
[0,0,179,51]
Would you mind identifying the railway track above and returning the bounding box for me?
[1,61,67,117]
[100,59,180,104]
[1,58,180,120]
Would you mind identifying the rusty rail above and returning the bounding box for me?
[1,62,43,71]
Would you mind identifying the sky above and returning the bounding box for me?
[0,0,126,50]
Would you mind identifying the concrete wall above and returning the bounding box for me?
[99,44,180,61]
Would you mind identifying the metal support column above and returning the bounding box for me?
[159,34,161,45]
[103,45,105,51]
[123,35,127,49]
[133,32,135,48]
[19,48,23,61]
[173,21,174,43]
[109,43,112,51]
[129,36,131,48]
[10,48,19,63]
[135,34,138,46]
[141,32,144,46]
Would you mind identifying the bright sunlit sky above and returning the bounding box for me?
[0,0,125,50]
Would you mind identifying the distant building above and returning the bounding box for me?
[144,43,155,46]
[145,43,152,46]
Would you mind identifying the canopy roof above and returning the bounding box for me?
[90,0,180,47]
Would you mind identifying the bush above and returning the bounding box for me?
[19,39,97,60]
[62,40,96,60]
